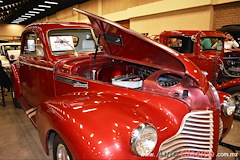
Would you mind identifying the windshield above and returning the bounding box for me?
[48,29,95,55]
[200,37,223,51]
[167,37,194,53]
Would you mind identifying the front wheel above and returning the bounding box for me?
[225,86,240,120]
[53,134,73,160]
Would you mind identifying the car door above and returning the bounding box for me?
[19,31,55,126]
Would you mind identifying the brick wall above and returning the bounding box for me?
[213,1,240,30]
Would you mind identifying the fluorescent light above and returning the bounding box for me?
[17,17,27,20]
[13,20,23,22]
[38,5,51,8]
[33,8,45,11]
[25,13,35,16]
[21,15,31,18]
[29,11,40,14]
[44,1,58,5]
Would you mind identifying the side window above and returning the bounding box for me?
[24,32,44,56]
[201,37,223,51]
[168,37,194,53]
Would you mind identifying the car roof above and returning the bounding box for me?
[161,30,225,38]
[25,22,92,31]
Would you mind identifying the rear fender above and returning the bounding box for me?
[36,92,189,159]
[216,78,240,91]
[217,91,233,140]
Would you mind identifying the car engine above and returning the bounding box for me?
[221,57,240,78]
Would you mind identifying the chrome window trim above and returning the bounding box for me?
[19,61,53,71]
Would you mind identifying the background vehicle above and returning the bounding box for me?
[217,24,240,45]
[11,9,234,159]
[0,43,21,69]
[159,30,240,120]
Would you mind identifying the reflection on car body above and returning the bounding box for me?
[11,10,226,160]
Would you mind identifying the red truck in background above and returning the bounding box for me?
[158,30,240,120]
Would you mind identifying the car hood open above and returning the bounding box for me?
[74,8,208,91]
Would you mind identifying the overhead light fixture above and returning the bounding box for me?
[21,15,31,18]
[44,1,58,5]
[25,13,35,16]
[33,8,45,11]
[38,5,51,8]
[0,1,3,3]
[17,17,27,20]
[29,11,40,14]
[13,20,23,22]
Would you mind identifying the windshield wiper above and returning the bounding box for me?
[56,36,78,57]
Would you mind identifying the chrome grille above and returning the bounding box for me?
[219,118,223,140]
[158,110,214,160]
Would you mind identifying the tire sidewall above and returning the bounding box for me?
[225,86,240,120]
[53,135,73,160]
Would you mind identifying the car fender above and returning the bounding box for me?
[217,91,233,140]
[216,78,240,91]
[11,63,22,98]
[36,92,190,159]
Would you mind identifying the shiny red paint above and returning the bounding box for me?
[159,30,235,139]
[11,10,221,159]
[159,31,223,85]
[159,30,240,90]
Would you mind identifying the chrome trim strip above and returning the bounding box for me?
[19,61,53,71]
[26,108,36,115]
[28,111,36,119]
[55,75,89,89]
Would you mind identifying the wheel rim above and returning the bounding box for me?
[232,93,240,118]
[56,144,70,160]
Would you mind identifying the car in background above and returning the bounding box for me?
[11,9,235,160]
[0,43,21,69]
[159,30,239,121]
[217,24,240,45]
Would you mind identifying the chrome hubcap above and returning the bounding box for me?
[56,144,70,160]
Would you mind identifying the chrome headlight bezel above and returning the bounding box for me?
[222,95,236,116]
[130,123,158,157]
[208,82,220,108]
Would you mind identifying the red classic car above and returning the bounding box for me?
[11,9,233,160]
[159,30,239,120]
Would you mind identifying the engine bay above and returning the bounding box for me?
[68,56,183,89]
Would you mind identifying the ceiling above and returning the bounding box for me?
[0,0,89,25]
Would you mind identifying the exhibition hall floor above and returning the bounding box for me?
[0,91,239,160]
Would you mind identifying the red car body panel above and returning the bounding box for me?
[159,30,240,90]
[159,30,235,139]
[11,10,221,159]
[216,78,240,91]
[76,9,209,92]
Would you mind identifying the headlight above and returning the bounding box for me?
[222,95,236,116]
[130,123,157,157]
